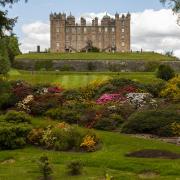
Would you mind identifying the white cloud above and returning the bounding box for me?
[21,22,50,52]
[20,9,180,58]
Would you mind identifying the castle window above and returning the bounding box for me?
[56,34,60,39]
[122,35,125,39]
[66,28,69,33]
[122,42,125,47]
[99,27,101,32]
[56,21,59,27]
[78,27,81,33]
[56,42,60,47]
[112,28,115,32]
[122,28,125,33]
[72,28,76,33]
[105,27,108,32]
[56,28,59,33]
[84,27,87,33]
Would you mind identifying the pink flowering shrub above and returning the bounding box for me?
[96,85,138,105]
[96,93,126,104]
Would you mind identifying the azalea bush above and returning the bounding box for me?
[96,85,139,105]
[160,76,180,101]
[28,123,99,152]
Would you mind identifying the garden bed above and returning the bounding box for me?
[126,149,180,159]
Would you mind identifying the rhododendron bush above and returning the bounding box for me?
[96,85,138,104]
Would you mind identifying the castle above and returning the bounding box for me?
[50,12,131,53]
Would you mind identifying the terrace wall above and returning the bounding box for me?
[14,59,180,72]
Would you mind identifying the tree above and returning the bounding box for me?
[4,35,21,63]
[0,38,11,75]
[160,0,180,12]
[156,64,175,81]
[0,0,27,37]
[160,0,180,24]
[39,156,53,180]
[0,0,24,74]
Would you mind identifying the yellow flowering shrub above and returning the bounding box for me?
[80,135,97,152]
[160,76,180,101]
[51,82,63,88]
[171,122,180,136]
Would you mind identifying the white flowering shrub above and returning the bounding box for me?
[17,95,34,112]
[126,93,157,109]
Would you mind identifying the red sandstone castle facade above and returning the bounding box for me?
[50,13,131,53]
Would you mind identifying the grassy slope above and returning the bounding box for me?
[15,52,176,61]
[0,118,180,180]
[7,69,162,89]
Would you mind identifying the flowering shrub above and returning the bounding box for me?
[56,122,71,130]
[28,123,99,152]
[48,86,63,94]
[17,95,34,112]
[29,94,64,116]
[27,128,44,145]
[41,126,55,149]
[36,87,49,95]
[80,135,96,152]
[96,85,139,105]
[118,85,138,95]
[171,122,180,136]
[160,76,180,101]
[96,93,126,104]
[12,81,33,101]
[126,93,156,109]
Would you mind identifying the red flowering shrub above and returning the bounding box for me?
[12,81,33,101]
[29,94,64,116]
[48,86,63,94]
[118,85,138,95]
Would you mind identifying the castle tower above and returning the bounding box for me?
[50,13,66,52]
[115,13,121,52]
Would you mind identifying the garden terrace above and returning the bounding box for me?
[16,52,177,61]
[14,53,180,72]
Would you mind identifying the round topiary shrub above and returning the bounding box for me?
[4,110,31,124]
[156,64,175,81]
[121,109,180,137]
[0,121,32,150]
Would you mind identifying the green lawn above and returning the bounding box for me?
[0,118,180,180]
[7,69,162,89]
[15,52,177,61]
